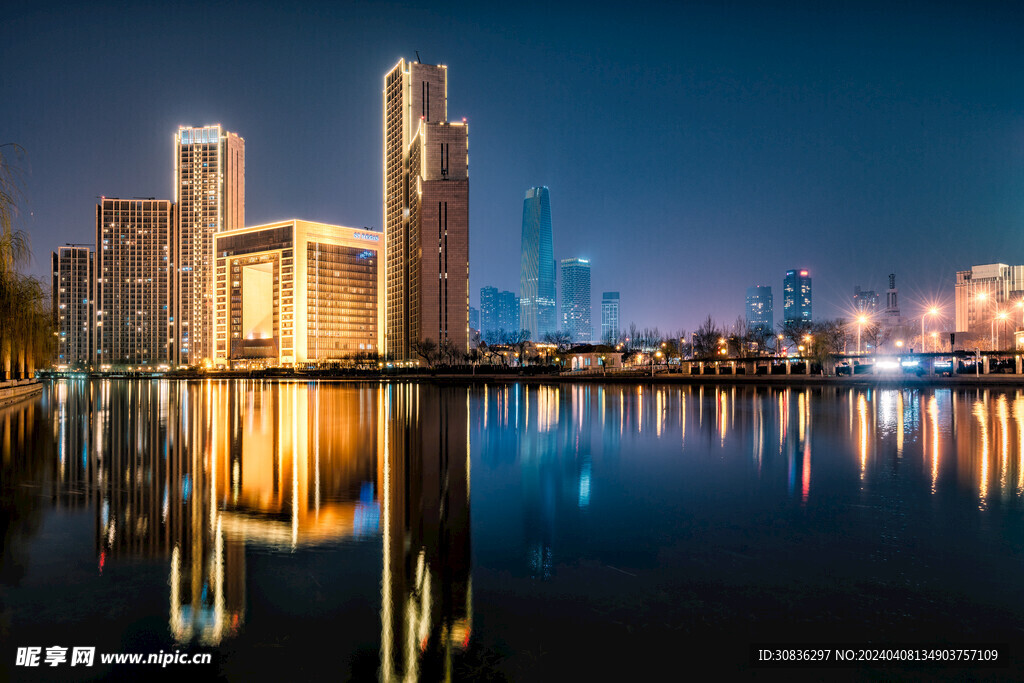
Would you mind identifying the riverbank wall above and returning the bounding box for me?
[0,379,44,408]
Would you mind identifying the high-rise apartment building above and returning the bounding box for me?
[745,285,773,332]
[212,220,383,368]
[560,258,592,343]
[520,187,556,340]
[479,286,519,341]
[383,58,469,362]
[783,269,812,322]
[498,289,519,334]
[174,125,245,367]
[601,291,620,342]
[51,246,94,367]
[95,198,174,368]
[954,263,1024,333]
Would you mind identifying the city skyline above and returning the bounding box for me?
[6,2,1024,333]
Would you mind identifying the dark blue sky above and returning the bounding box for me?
[4,1,1023,333]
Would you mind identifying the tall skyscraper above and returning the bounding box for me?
[745,285,773,332]
[51,245,94,367]
[520,187,555,340]
[174,124,245,367]
[560,258,592,343]
[383,58,469,362]
[601,291,620,342]
[480,286,498,335]
[783,269,812,322]
[95,198,174,367]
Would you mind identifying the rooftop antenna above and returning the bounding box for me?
[415,50,421,63]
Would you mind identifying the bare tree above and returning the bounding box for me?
[411,338,438,366]
[692,315,722,359]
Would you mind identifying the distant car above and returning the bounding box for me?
[836,362,851,376]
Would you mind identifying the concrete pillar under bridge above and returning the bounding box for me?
[1017,355,1022,375]
[785,360,791,375]
[983,356,991,375]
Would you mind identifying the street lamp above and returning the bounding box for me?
[922,306,939,352]
[777,334,784,357]
[996,310,1009,350]
[856,315,868,355]
[976,292,993,348]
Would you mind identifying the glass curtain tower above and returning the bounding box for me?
[520,186,555,340]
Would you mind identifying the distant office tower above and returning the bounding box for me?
[213,220,383,368]
[520,187,556,340]
[601,291,620,342]
[954,263,1024,333]
[383,58,469,362]
[51,246,94,367]
[560,258,592,343]
[853,286,879,314]
[469,306,480,332]
[783,269,812,322]
[745,286,773,332]
[95,198,174,367]
[174,125,245,367]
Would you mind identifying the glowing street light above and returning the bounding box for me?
[922,306,940,352]
[996,310,1009,349]
[856,314,869,355]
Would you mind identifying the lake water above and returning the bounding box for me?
[3,380,1024,680]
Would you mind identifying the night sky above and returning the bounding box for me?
[4,1,1023,333]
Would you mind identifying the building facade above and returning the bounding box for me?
[480,286,519,341]
[745,285,773,332]
[560,258,592,343]
[174,125,245,367]
[520,186,556,341]
[95,198,174,368]
[51,246,94,367]
[783,269,812,322]
[853,286,878,314]
[601,291,620,342]
[212,220,383,368]
[954,263,1024,333]
[383,58,469,362]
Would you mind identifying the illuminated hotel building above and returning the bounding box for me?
[383,58,470,362]
[51,246,94,367]
[174,125,245,367]
[745,285,773,333]
[954,263,1024,333]
[95,198,174,367]
[212,219,383,368]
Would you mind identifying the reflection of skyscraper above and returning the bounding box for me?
[520,187,556,340]
[381,385,472,681]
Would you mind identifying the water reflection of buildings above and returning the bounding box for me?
[45,379,387,647]
[380,384,472,682]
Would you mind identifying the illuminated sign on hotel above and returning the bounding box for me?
[354,232,380,242]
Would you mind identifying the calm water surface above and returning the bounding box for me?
[4,380,1024,680]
